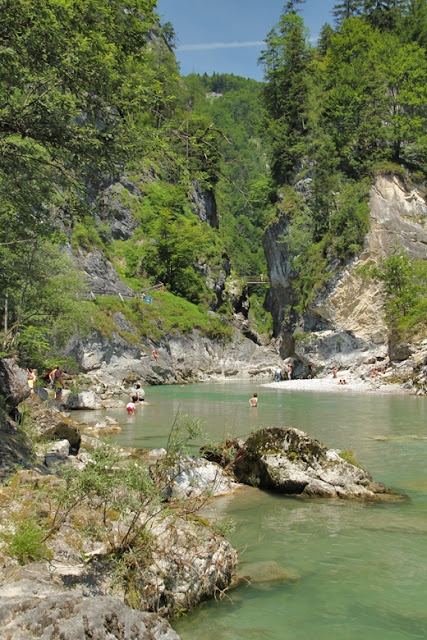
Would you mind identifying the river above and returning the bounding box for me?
[77,381,427,640]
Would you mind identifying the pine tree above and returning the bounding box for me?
[332,1,363,25]
[259,11,312,183]
[362,0,407,30]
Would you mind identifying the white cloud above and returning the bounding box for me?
[178,40,265,52]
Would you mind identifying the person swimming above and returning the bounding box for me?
[249,392,258,407]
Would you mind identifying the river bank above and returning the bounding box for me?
[263,376,410,394]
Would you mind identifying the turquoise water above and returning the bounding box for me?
[78,382,427,639]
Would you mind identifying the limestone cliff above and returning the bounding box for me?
[65,325,282,385]
[263,174,427,374]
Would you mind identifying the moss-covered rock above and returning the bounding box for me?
[232,427,395,500]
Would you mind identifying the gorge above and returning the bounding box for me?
[1,1,427,639]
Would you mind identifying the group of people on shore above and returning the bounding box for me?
[26,365,65,402]
[275,362,314,382]
[275,364,294,382]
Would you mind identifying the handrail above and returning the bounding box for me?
[75,282,165,301]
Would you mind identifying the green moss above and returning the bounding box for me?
[339,450,362,468]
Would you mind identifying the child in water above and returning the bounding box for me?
[249,392,258,407]
[126,395,138,414]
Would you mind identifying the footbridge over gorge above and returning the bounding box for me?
[241,275,270,285]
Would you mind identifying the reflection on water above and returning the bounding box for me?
[74,382,427,640]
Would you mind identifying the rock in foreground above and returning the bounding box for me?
[232,427,391,499]
[0,578,180,640]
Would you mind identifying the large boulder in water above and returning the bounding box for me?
[65,390,102,410]
[232,427,390,499]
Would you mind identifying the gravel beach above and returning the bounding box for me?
[262,376,409,394]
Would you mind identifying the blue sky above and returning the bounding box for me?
[156,0,337,80]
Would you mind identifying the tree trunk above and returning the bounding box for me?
[2,287,8,350]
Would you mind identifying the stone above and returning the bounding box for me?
[232,427,392,500]
[0,578,181,640]
[45,439,71,468]
[239,561,300,585]
[0,415,35,481]
[165,456,242,499]
[263,173,427,378]
[0,358,30,410]
[29,404,81,448]
[64,326,283,384]
[65,390,103,410]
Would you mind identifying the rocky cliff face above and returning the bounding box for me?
[70,172,241,314]
[65,325,282,385]
[264,174,427,374]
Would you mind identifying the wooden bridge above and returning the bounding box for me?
[242,275,270,285]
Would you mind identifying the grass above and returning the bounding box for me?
[6,519,49,564]
[84,291,233,343]
[338,450,362,468]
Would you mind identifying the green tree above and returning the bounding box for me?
[141,209,216,303]
[379,34,427,163]
[362,248,427,339]
[362,0,407,30]
[333,1,363,25]
[317,23,335,56]
[0,239,85,365]
[320,18,387,176]
[401,0,427,48]
[259,10,312,183]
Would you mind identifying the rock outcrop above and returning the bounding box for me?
[264,174,427,376]
[231,427,391,499]
[65,327,283,385]
[0,358,34,479]
[0,358,30,410]
[0,578,180,640]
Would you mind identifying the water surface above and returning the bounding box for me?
[77,382,427,639]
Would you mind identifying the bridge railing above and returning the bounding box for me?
[241,275,270,284]
[75,282,165,302]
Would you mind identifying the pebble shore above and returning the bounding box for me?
[262,376,409,394]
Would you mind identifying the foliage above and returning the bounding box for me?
[82,291,233,344]
[0,239,87,367]
[184,73,270,280]
[259,10,313,183]
[6,518,49,564]
[360,248,427,340]
[48,414,208,559]
[257,2,427,322]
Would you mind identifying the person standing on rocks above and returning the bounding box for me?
[26,369,37,394]
[275,368,282,382]
[287,364,292,380]
[151,348,159,362]
[50,366,64,403]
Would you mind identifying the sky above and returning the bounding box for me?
[156,0,337,80]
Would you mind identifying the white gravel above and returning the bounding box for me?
[262,376,408,394]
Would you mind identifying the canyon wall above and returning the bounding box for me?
[263,174,427,374]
